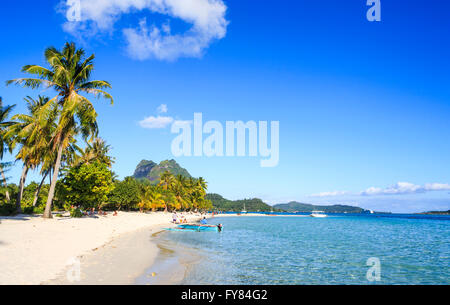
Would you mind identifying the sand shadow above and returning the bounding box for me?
[0,215,37,221]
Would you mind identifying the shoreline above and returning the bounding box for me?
[0,211,206,285]
[0,212,306,285]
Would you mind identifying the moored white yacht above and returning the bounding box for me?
[241,203,247,214]
[310,210,327,218]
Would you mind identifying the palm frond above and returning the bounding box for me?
[6,78,55,89]
[78,88,114,105]
[21,65,54,80]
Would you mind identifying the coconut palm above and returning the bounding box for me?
[72,137,114,168]
[149,189,165,212]
[158,171,176,212]
[197,177,208,194]
[159,171,175,191]
[30,98,60,207]
[138,185,165,212]
[0,97,15,202]
[7,96,55,212]
[173,174,188,210]
[7,42,113,218]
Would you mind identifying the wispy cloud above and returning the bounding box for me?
[361,182,450,196]
[60,0,229,61]
[309,191,350,198]
[139,115,174,129]
[139,104,174,129]
[157,104,168,114]
[309,182,450,197]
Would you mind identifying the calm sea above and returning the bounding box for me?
[160,214,449,285]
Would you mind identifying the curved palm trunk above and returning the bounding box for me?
[0,166,10,201]
[32,170,49,207]
[16,165,29,213]
[43,145,63,219]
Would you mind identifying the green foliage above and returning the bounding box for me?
[113,171,212,213]
[106,176,141,211]
[16,182,51,214]
[70,208,83,218]
[207,194,274,212]
[60,162,114,209]
[0,202,16,216]
[72,138,115,168]
[0,184,17,204]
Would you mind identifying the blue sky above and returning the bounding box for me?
[1,0,450,212]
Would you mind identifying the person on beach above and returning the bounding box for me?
[200,217,207,225]
[172,212,178,223]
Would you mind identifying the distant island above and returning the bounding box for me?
[272,201,369,214]
[206,194,279,212]
[418,210,450,215]
[207,194,369,214]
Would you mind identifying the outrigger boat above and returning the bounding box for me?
[164,224,222,232]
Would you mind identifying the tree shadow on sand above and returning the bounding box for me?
[0,214,40,222]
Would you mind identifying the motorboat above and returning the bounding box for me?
[310,211,327,218]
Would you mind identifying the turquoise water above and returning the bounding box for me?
[161,214,449,284]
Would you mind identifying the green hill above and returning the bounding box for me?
[207,193,276,212]
[418,210,450,215]
[273,201,367,213]
[133,159,191,183]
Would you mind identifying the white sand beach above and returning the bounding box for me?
[0,212,205,285]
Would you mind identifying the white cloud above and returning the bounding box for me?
[157,104,168,113]
[424,183,450,191]
[309,182,450,197]
[60,0,228,60]
[139,115,174,129]
[361,182,424,196]
[309,191,350,198]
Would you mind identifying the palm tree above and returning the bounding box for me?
[72,137,114,168]
[149,189,165,212]
[0,97,15,202]
[31,97,59,207]
[7,96,53,212]
[158,171,176,212]
[197,177,208,194]
[173,174,188,210]
[7,42,113,218]
[159,171,175,191]
[138,185,164,212]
